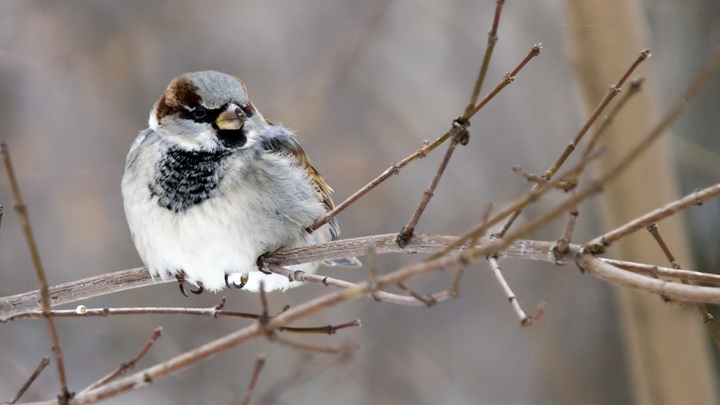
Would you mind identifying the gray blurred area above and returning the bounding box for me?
[0,1,718,404]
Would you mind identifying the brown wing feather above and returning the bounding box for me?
[259,133,340,239]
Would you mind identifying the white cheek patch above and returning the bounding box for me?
[148,111,159,131]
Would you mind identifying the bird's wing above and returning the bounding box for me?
[259,129,340,240]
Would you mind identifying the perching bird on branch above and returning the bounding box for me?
[122,71,359,295]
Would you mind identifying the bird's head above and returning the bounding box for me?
[150,70,267,151]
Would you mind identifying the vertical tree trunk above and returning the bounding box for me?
[563,1,718,404]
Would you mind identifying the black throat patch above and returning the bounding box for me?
[150,148,232,212]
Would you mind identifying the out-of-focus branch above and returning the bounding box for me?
[2,142,71,403]
[7,357,51,404]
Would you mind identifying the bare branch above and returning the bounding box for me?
[465,0,505,113]
[646,224,720,348]
[587,183,720,253]
[577,253,720,304]
[81,327,163,393]
[496,49,651,238]
[2,142,71,403]
[487,256,530,325]
[7,357,51,404]
[602,259,720,285]
[239,355,266,405]
[310,43,542,233]
[467,43,542,118]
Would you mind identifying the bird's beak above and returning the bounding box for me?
[215,103,246,130]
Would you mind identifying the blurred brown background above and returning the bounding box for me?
[1,1,719,404]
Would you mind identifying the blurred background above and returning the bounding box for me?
[0,1,719,404]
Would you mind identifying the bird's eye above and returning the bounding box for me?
[191,106,207,120]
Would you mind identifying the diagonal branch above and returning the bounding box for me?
[495,49,651,238]
[2,142,71,403]
[309,43,542,233]
[587,183,720,253]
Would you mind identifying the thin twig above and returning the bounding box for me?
[493,43,720,259]
[1,142,71,403]
[395,0,509,246]
[239,355,266,405]
[396,131,463,247]
[556,77,645,254]
[274,337,361,354]
[602,259,720,286]
[12,306,265,321]
[496,49,651,238]
[396,282,437,306]
[258,349,357,404]
[279,320,361,335]
[487,256,529,325]
[81,327,163,393]
[434,146,604,259]
[587,183,720,253]
[468,43,542,118]
[465,0,505,114]
[646,224,720,348]
[267,263,453,306]
[0,205,4,231]
[310,43,541,233]
[582,76,645,158]
[258,281,271,337]
[554,205,578,254]
[7,357,51,404]
[450,264,466,298]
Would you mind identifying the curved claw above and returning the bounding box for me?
[225,273,246,289]
[189,285,204,295]
[179,283,189,297]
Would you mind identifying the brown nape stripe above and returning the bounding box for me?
[155,77,202,121]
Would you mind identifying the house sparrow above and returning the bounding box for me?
[122,70,359,294]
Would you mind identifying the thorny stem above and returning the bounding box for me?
[7,357,51,404]
[310,43,541,233]
[1,142,71,403]
[646,224,720,348]
[495,49,651,238]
